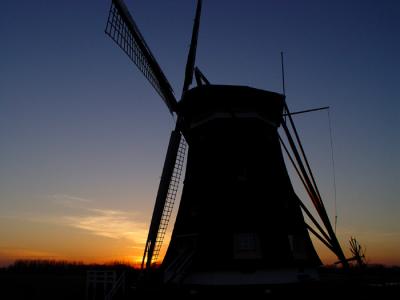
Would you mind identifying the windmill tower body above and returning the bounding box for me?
[162,85,321,285]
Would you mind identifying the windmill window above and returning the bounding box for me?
[234,233,262,259]
[237,166,248,182]
[238,233,256,251]
[288,234,307,260]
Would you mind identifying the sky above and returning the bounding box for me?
[0,0,399,267]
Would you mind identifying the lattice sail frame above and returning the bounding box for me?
[151,136,188,265]
[105,0,177,113]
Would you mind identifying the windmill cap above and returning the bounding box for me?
[178,85,284,126]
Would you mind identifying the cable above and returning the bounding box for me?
[327,108,338,233]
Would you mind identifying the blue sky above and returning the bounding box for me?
[0,0,399,266]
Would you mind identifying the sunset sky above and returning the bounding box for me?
[1,0,399,267]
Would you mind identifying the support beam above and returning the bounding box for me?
[283,106,329,117]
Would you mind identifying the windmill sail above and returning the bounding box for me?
[280,106,348,266]
[142,130,187,269]
[182,0,203,94]
[105,0,177,113]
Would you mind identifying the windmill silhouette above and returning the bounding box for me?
[105,0,348,285]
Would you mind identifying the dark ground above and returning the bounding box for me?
[1,261,399,299]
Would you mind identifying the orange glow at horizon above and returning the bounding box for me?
[2,227,400,268]
[1,204,399,268]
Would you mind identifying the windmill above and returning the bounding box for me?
[105,0,349,285]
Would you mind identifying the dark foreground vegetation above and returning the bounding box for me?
[0,260,136,300]
[0,260,399,299]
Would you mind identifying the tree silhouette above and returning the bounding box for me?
[349,236,366,267]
